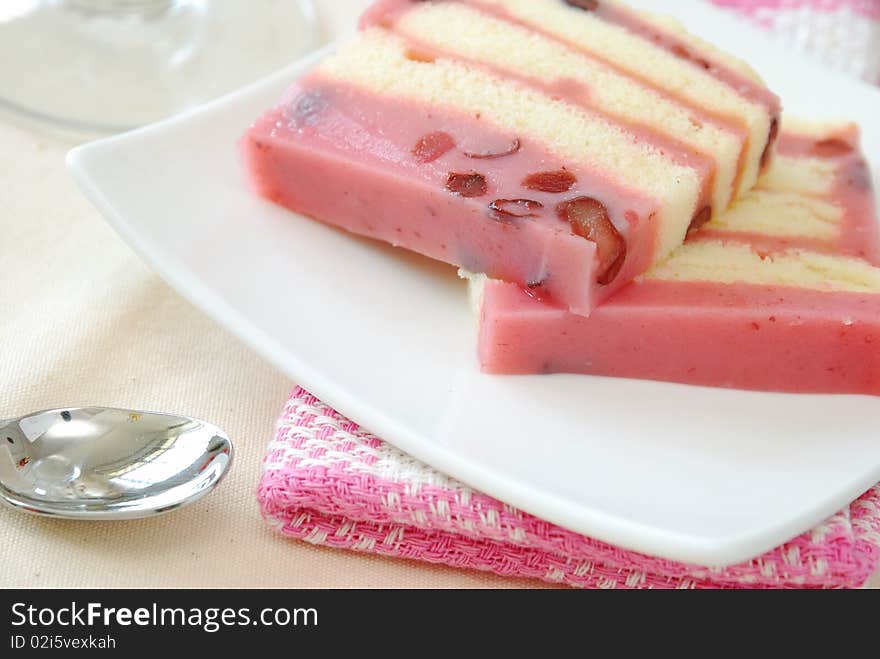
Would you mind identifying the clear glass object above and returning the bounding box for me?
[0,0,319,133]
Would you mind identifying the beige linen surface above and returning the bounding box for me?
[0,0,539,589]
[1,0,877,589]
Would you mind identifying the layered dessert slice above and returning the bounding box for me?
[475,121,880,394]
[242,0,780,316]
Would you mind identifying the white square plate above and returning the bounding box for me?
[68,1,880,566]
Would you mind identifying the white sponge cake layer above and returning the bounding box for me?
[646,242,880,294]
[706,190,842,240]
[316,30,703,260]
[759,155,838,197]
[394,1,741,213]
[471,0,775,197]
[761,118,859,196]
[782,117,857,139]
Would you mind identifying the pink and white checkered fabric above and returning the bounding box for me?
[710,0,880,84]
[259,387,880,589]
[258,3,880,588]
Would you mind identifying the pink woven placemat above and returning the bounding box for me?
[259,387,880,589]
[709,0,880,84]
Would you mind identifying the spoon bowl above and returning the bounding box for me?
[0,407,232,519]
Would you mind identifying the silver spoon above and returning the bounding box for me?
[0,407,232,519]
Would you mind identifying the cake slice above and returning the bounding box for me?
[476,121,880,395]
[242,0,780,316]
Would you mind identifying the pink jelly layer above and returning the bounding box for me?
[479,280,880,394]
[242,80,662,316]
